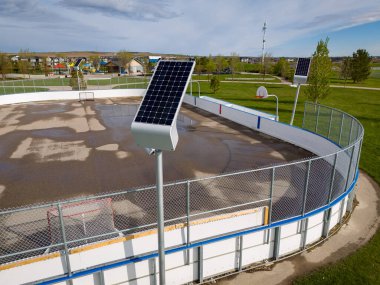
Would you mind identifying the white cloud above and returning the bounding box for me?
[0,0,379,55]
[59,0,180,21]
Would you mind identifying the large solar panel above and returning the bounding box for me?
[134,60,195,126]
[295,58,311,76]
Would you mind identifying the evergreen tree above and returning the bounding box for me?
[69,69,87,90]
[351,49,371,83]
[305,38,332,104]
[209,75,220,94]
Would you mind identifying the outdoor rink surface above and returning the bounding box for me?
[0,97,312,209]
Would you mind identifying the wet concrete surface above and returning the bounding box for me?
[0,97,312,209]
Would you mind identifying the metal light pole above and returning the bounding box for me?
[155,149,165,285]
[290,83,301,125]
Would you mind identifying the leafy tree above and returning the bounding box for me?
[89,55,101,71]
[273,57,290,78]
[261,52,273,79]
[215,55,228,75]
[17,49,32,79]
[351,49,371,83]
[117,50,132,74]
[139,57,153,76]
[69,69,87,90]
[229,52,240,79]
[205,55,216,81]
[340,57,352,86]
[194,57,203,79]
[0,52,12,80]
[305,38,332,104]
[209,75,220,94]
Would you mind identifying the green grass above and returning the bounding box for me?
[329,69,380,88]
[0,87,49,95]
[293,231,380,285]
[198,81,380,284]
[0,78,70,86]
[191,73,281,82]
[87,76,147,86]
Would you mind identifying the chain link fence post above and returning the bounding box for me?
[338,113,345,145]
[344,144,356,191]
[302,160,311,216]
[186,180,191,265]
[302,103,307,129]
[268,167,275,224]
[327,109,333,139]
[328,153,338,204]
[58,203,72,276]
[315,105,320,133]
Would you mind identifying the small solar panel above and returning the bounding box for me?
[295,58,311,76]
[134,60,195,126]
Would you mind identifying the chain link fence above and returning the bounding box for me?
[0,76,150,95]
[0,102,363,267]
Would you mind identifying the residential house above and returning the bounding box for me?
[126,58,144,75]
[105,60,121,73]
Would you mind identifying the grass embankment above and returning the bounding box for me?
[194,80,380,284]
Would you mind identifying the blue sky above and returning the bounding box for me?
[0,0,379,56]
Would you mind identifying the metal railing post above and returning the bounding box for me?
[338,200,345,224]
[338,113,344,146]
[327,109,333,139]
[354,139,363,173]
[273,227,281,260]
[98,270,105,285]
[328,153,338,203]
[238,235,243,271]
[198,246,203,283]
[22,80,25,93]
[300,218,309,250]
[344,145,356,191]
[13,81,16,94]
[302,161,311,216]
[57,203,72,276]
[186,181,191,265]
[348,118,354,145]
[322,209,331,238]
[33,79,36,92]
[301,103,307,129]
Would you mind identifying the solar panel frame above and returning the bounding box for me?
[295,58,311,77]
[133,60,195,126]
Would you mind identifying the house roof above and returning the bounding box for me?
[53,63,66,69]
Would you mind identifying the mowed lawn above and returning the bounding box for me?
[192,80,380,284]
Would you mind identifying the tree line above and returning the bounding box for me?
[305,38,372,103]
